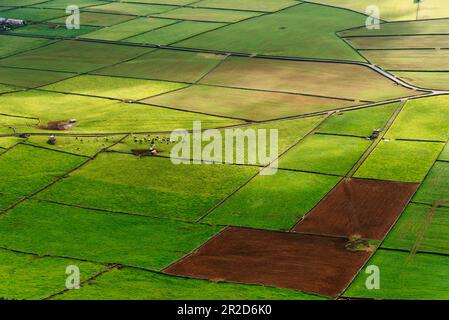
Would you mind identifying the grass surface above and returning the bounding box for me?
[200,56,416,101]
[317,103,398,137]
[81,17,178,41]
[393,71,449,91]
[126,21,226,45]
[94,49,226,83]
[193,0,298,12]
[0,41,149,73]
[155,7,262,22]
[38,153,257,221]
[144,84,357,121]
[0,66,75,87]
[360,49,449,71]
[0,90,239,133]
[440,144,449,161]
[42,75,187,100]
[12,25,99,37]
[346,36,449,50]
[382,204,449,255]
[55,267,323,300]
[0,115,38,134]
[49,11,135,26]
[0,144,85,211]
[0,35,54,58]
[178,3,367,61]
[204,170,340,231]
[354,140,443,183]
[339,18,449,37]
[0,200,222,270]
[278,134,370,175]
[87,2,176,15]
[344,249,449,299]
[0,249,104,300]
[413,162,449,206]
[0,7,66,21]
[309,0,449,21]
[386,96,449,141]
[31,0,104,9]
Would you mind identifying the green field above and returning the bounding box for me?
[204,170,340,231]
[0,200,222,270]
[382,204,449,255]
[354,140,443,183]
[56,267,322,300]
[278,134,370,175]
[1,0,449,301]
[386,96,449,141]
[345,250,449,299]
[177,3,367,61]
[317,103,398,137]
[38,153,257,221]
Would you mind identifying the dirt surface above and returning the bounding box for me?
[164,227,373,298]
[293,178,419,240]
[39,120,76,131]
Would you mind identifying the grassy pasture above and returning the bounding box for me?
[0,90,240,133]
[339,19,449,37]
[121,0,197,4]
[155,7,262,22]
[0,136,24,149]
[25,135,124,157]
[354,140,443,183]
[81,17,177,41]
[38,153,257,221]
[42,75,187,100]
[309,0,449,21]
[126,21,226,45]
[111,115,324,164]
[413,162,449,206]
[0,115,38,135]
[0,249,104,300]
[317,103,398,137]
[200,56,417,101]
[193,0,298,12]
[143,84,357,121]
[177,3,367,61]
[0,200,222,270]
[278,134,370,176]
[204,170,340,231]
[1,0,43,5]
[0,84,20,94]
[49,12,136,27]
[383,204,449,255]
[31,0,105,9]
[346,36,449,50]
[0,7,66,21]
[0,41,149,73]
[0,144,85,211]
[345,249,449,300]
[12,25,99,37]
[360,49,449,71]
[393,72,449,90]
[94,49,226,83]
[386,96,449,141]
[440,144,449,161]
[86,2,176,16]
[55,267,321,300]
[0,35,54,59]
[0,66,75,88]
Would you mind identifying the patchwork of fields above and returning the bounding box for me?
[0,0,449,300]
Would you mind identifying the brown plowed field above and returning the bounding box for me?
[164,227,373,298]
[293,178,419,240]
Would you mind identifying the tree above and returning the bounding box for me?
[414,0,424,20]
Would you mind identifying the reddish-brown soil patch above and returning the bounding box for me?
[293,178,419,240]
[164,227,373,298]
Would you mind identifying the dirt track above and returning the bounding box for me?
[294,178,419,240]
[164,227,373,298]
